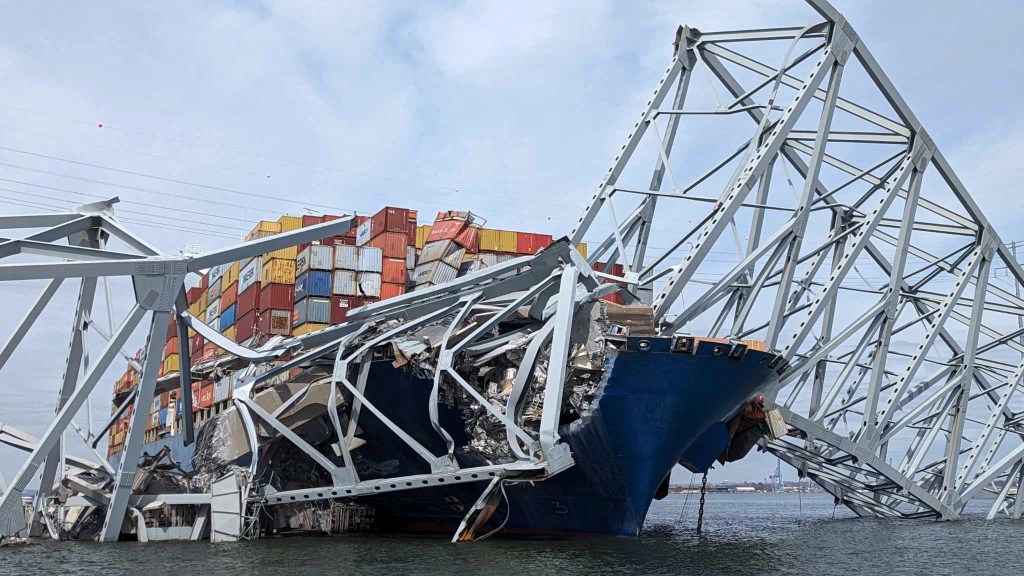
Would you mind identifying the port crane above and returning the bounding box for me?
[3,0,1024,541]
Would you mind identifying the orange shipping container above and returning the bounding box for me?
[221,281,239,309]
[380,282,406,300]
[368,231,409,259]
[381,258,407,284]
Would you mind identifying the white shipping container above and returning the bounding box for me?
[334,245,360,270]
[238,257,263,293]
[297,245,334,275]
[406,245,417,269]
[419,240,449,263]
[478,253,499,267]
[214,376,232,403]
[208,263,224,284]
[413,261,459,286]
[333,270,357,296]
[441,246,467,269]
[151,394,161,413]
[356,273,382,298]
[206,298,221,324]
[356,220,372,246]
[358,246,383,272]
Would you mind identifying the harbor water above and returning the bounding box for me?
[1,493,1015,575]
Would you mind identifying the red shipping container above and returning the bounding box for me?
[190,334,205,354]
[235,309,259,342]
[163,336,178,358]
[381,258,407,284]
[258,308,292,336]
[200,273,209,290]
[594,262,626,304]
[331,296,354,324]
[517,232,554,255]
[237,283,261,316]
[221,281,239,309]
[369,233,409,259]
[187,286,204,304]
[454,226,479,252]
[370,206,410,239]
[198,383,214,409]
[302,215,325,228]
[160,391,170,408]
[381,282,406,300]
[261,283,295,310]
[199,342,217,364]
[166,317,177,341]
[426,219,464,242]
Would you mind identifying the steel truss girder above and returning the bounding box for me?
[569,0,1024,521]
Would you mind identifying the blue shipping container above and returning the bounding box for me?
[176,399,183,419]
[220,303,237,331]
[159,407,168,427]
[293,296,331,327]
[294,270,333,302]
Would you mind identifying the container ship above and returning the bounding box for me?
[106,207,784,538]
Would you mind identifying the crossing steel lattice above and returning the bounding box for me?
[572,0,1024,519]
[1,0,1022,542]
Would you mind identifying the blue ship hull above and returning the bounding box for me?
[121,336,778,537]
[353,336,779,537]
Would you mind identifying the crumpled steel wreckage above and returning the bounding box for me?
[6,0,1024,543]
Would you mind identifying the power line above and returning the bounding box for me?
[0,107,585,209]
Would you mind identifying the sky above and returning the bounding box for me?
[2,0,1024,488]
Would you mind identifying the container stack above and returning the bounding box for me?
[292,241,334,336]
[219,260,240,342]
[357,206,415,300]
[411,211,483,288]
[260,215,300,340]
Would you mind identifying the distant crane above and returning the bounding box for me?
[769,459,784,493]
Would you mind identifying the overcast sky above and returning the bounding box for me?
[2,0,1023,486]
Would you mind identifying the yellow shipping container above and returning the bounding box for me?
[415,225,432,249]
[265,246,298,261]
[479,229,500,252]
[576,243,588,259]
[293,323,329,336]
[221,261,241,289]
[162,354,180,374]
[188,327,196,338]
[278,215,302,232]
[263,258,297,285]
[199,290,209,315]
[222,325,237,341]
[245,220,282,242]
[497,230,518,253]
[188,300,202,318]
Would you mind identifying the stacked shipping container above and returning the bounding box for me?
[109,205,604,458]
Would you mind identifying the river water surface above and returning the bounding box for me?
[2,493,1020,575]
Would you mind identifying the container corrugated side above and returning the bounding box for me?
[381,282,405,300]
[333,270,357,296]
[278,215,302,232]
[412,260,458,286]
[208,278,223,301]
[220,303,237,331]
[239,257,263,293]
[406,246,417,269]
[206,298,221,324]
[221,281,239,309]
[333,245,359,270]
[293,296,331,326]
[330,296,353,324]
[296,245,334,275]
[368,231,408,259]
[295,270,333,301]
[265,245,298,261]
[356,220,372,246]
[245,220,282,241]
[263,258,297,285]
[356,273,382,298]
[221,261,241,289]
[258,309,292,336]
[358,247,383,272]
[214,376,232,403]
[382,258,406,284]
[261,283,295,309]
[416,225,432,249]
[497,230,518,253]
[293,322,329,337]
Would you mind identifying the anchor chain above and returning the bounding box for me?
[696,472,708,535]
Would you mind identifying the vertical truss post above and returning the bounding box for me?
[765,45,847,346]
[538,267,579,469]
[31,232,101,536]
